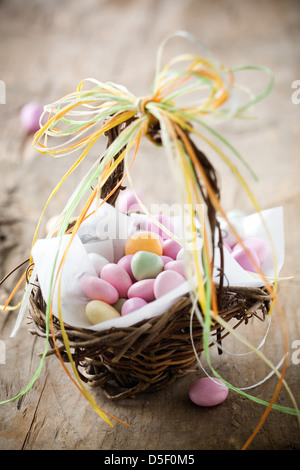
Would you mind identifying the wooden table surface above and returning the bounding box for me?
[0,0,300,451]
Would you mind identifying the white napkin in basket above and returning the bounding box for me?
[31,202,285,331]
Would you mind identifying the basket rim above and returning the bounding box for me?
[27,279,271,399]
[28,280,272,336]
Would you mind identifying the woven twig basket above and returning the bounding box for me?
[27,121,272,400]
[28,285,270,400]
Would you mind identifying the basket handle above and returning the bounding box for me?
[100,118,225,302]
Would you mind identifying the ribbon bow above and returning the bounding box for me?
[31,31,274,311]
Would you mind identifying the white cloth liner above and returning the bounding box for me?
[31,203,285,332]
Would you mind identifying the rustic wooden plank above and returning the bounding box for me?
[0,0,300,451]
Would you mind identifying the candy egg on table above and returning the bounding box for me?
[232,245,260,273]
[125,231,163,256]
[115,188,145,213]
[20,101,44,133]
[117,254,136,282]
[154,270,186,299]
[164,260,187,278]
[88,253,110,276]
[121,297,148,316]
[146,214,174,240]
[127,278,156,302]
[232,237,270,264]
[85,300,120,325]
[162,238,182,260]
[81,275,119,304]
[100,263,132,298]
[131,251,164,281]
[189,377,229,407]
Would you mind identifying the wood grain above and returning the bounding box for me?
[0,0,300,450]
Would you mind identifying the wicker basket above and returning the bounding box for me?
[27,121,272,400]
[28,284,270,400]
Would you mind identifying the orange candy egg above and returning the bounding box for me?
[125,231,163,256]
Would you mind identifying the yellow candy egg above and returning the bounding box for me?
[85,300,120,324]
[125,231,163,256]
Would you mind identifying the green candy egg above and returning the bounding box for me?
[131,251,164,281]
[112,298,127,313]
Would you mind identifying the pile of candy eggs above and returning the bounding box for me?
[81,187,270,325]
[82,232,270,325]
[222,209,270,273]
[224,236,270,273]
[81,227,188,325]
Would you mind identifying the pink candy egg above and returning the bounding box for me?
[162,238,182,260]
[154,270,186,299]
[20,101,44,133]
[232,245,260,272]
[233,237,269,264]
[115,188,145,213]
[100,263,133,298]
[81,275,119,304]
[164,260,186,278]
[161,255,174,265]
[189,377,229,407]
[146,214,174,240]
[127,279,155,302]
[117,254,136,282]
[121,297,147,316]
